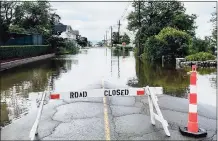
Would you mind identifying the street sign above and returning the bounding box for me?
[122,42,126,46]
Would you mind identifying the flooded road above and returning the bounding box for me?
[0,47,217,127]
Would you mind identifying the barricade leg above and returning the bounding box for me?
[145,86,170,137]
[29,92,46,140]
[147,88,155,125]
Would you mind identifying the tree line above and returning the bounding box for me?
[0,1,90,55]
[127,0,217,63]
[0,1,59,44]
[112,32,131,45]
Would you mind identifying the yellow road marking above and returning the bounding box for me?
[103,96,111,140]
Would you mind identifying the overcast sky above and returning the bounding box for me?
[50,0,216,43]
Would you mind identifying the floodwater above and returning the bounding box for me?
[0,47,216,126]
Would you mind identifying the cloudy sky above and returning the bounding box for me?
[50,0,216,43]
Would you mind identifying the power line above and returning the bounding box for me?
[115,0,134,40]
[105,0,133,44]
[120,1,132,21]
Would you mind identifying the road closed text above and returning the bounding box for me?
[104,89,129,96]
[70,91,87,98]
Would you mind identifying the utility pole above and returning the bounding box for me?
[118,54,120,78]
[106,31,108,46]
[104,35,105,46]
[111,26,113,47]
[118,20,121,44]
[136,0,142,78]
[137,0,142,56]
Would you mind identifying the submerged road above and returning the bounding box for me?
[1,47,217,140]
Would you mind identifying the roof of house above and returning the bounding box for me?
[54,23,67,32]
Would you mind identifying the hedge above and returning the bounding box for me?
[0,45,51,60]
[185,52,216,61]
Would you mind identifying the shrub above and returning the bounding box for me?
[185,52,216,61]
[64,40,79,54]
[56,40,79,55]
[144,27,192,63]
[47,36,65,52]
[0,45,50,60]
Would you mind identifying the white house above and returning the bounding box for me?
[60,25,77,40]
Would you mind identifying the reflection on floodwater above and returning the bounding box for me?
[127,58,216,99]
[132,59,190,97]
[0,57,73,126]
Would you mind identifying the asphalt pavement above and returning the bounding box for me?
[1,82,217,140]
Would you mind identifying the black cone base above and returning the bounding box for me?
[179,126,207,138]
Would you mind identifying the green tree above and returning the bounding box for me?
[97,41,103,47]
[127,1,196,37]
[189,37,210,54]
[209,10,217,54]
[112,32,121,44]
[15,1,52,35]
[210,11,217,43]
[144,27,191,63]
[121,33,130,44]
[205,36,216,54]
[88,41,92,47]
[0,1,60,45]
[127,0,197,55]
[0,1,18,44]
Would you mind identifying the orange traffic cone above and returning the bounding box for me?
[179,65,207,138]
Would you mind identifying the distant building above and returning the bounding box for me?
[81,37,87,42]
[73,30,79,36]
[60,26,76,40]
[54,23,81,47]
[106,39,111,46]
[54,23,78,41]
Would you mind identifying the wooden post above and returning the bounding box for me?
[162,56,164,67]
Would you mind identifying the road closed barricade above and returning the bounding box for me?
[29,85,170,140]
[49,87,163,100]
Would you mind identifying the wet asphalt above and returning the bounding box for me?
[1,82,217,140]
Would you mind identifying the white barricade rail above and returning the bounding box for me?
[29,86,170,140]
[49,87,163,100]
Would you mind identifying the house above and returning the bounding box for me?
[54,23,78,41]
[54,23,81,47]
